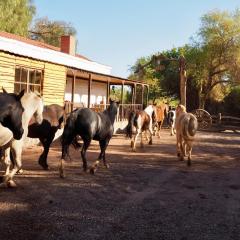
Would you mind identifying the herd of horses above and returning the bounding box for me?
[0,89,198,188]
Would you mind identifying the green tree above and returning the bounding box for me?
[190,9,240,108]
[0,0,35,36]
[30,17,77,47]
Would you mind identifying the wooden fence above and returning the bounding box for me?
[211,113,240,132]
[64,101,143,122]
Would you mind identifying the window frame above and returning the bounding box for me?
[14,66,43,95]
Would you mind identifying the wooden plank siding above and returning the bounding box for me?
[43,63,66,106]
[0,51,66,106]
[0,52,15,92]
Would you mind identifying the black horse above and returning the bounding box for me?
[27,104,66,170]
[0,90,25,140]
[59,99,119,177]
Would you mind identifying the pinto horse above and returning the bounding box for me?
[167,107,176,136]
[0,90,25,140]
[175,104,198,166]
[126,105,157,151]
[0,91,43,187]
[153,103,169,138]
[59,99,119,177]
[27,104,66,170]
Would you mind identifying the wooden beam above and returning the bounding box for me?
[107,77,110,104]
[141,84,144,107]
[71,71,76,111]
[87,73,92,108]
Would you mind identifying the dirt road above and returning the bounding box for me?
[0,129,240,240]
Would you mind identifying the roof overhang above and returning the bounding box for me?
[0,36,112,75]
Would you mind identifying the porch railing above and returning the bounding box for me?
[64,101,143,122]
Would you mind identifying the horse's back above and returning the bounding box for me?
[28,104,64,138]
[74,108,113,139]
[177,112,198,140]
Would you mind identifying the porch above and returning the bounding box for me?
[64,68,149,126]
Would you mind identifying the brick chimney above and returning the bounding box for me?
[60,35,76,56]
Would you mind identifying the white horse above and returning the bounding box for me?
[0,91,44,187]
[126,105,157,152]
[175,104,198,166]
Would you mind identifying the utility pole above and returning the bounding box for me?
[135,54,187,107]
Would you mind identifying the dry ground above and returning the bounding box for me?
[0,129,240,240]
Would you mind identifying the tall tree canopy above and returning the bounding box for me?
[0,0,35,36]
[30,17,77,47]
[130,8,240,110]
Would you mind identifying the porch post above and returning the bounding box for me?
[87,73,92,108]
[71,71,76,111]
[141,84,144,109]
[134,83,137,110]
[146,85,149,105]
[121,81,124,120]
[107,77,110,104]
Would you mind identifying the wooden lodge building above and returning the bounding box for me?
[0,32,149,129]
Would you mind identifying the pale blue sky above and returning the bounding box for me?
[33,0,239,78]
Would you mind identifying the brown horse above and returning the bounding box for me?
[27,104,66,170]
[153,103,169,138]
[175,104,198,166]
[126,105,157,151]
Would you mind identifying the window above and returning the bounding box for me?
[14,67,43,95]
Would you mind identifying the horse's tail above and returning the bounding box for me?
[183,113,198,140]
[61,113,76,161]
[126,111,136,138]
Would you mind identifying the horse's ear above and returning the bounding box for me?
[2,87,8,94]
[16,89,25,100]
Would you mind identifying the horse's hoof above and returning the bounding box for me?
[59,169,65,178]
[89,168,96,175]
[105,164,110,169]
[177,153,180,157]
[132,148,136,152]
[17,169,24,175]
[187,159,191,166]
[130,141,134,148]
[149,140,152,145]
[7,180,17,188]
[39,163,49,170]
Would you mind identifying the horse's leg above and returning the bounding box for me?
[158,121,163,138]
[179,138,185,161]
[176,132,182,160]
[3,148,11,176]
[0,148,16,188]
[132,128,140,151]
[148,119,153,145]
[90,139,109,174]
[4,142,23,187]
[81,139,91,172]
[187,142,193,166]
[39,135,54,170]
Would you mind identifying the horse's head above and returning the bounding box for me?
[0,90,25,140]
[107,99,120,124]
[21,91,44,125]
[176,104,186,117]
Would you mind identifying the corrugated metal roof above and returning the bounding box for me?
[0,32,111,75]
